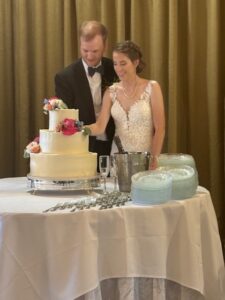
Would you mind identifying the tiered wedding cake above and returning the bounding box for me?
[25,98,97,179]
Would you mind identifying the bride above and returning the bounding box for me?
[87,40,165,170]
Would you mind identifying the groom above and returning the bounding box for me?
[54,20,117,159]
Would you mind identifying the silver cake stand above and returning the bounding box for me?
[27,174,100,192]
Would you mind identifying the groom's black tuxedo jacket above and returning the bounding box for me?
[55,57,117,153]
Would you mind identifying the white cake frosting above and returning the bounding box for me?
[30,152,96,179]
[49,109,79,130]
[39,130,88,154]
[29,109,97,179]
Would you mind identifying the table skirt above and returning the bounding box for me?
[0,177,224,300]
[75,278,204,300]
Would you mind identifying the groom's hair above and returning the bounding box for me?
[79,20,108,44]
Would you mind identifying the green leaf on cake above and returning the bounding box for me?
[82,127,92,136]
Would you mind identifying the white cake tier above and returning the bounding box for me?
[49,109,79,130]
[30,152,97,179]
[39,130,88,154]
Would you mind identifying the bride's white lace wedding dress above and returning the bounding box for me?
[109,81,153,153]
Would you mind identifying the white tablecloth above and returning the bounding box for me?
[0,177,224,300]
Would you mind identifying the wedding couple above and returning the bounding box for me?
[55,20,165,170]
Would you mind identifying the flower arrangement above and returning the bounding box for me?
[43,97,68,114]
[56,118,91,136]
[24,136,40,158]
[56,118,83,135]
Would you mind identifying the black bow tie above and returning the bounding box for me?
[88,65,103,77]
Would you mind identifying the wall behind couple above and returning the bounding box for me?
[0,0,224,240]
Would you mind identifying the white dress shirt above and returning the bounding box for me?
[82,59,107,141]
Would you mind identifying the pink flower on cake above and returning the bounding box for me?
[61,118,78,135]
[56,118,84,136]
[43,97,68,114]
[29,142,40,153]
[33,136,40,143]
[24,137,41,158]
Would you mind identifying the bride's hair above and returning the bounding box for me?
[113,40,146,73]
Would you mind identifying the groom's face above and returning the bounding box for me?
[80,34,106,67]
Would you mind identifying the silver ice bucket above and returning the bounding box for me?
[113,152,150,192]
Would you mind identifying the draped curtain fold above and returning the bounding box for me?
[0,0,224,242]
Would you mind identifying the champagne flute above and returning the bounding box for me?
[110,155,118,192]
[99,155,110,193]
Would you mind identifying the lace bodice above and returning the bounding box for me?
[110,81,153,152]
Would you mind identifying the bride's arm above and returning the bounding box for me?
[149,81,165,169]
[86,88,112,135]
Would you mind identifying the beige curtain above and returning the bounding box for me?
[0,0,224,241]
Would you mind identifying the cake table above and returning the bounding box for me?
[0,177,224,300]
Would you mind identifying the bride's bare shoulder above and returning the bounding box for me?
[139,78,148,84]
[150,80,160,87]
[138,78,149,88]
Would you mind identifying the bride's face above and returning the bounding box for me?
[113,52,138,80]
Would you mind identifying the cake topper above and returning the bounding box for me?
[43,97,68,114]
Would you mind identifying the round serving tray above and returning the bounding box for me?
[27,174,100,191]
